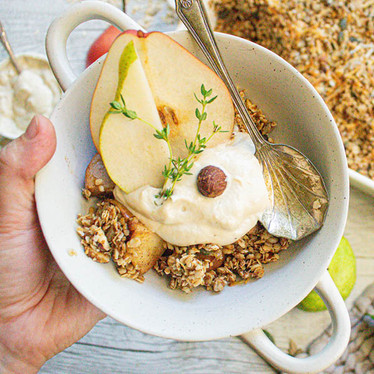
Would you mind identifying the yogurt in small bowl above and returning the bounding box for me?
[0,54,61,139]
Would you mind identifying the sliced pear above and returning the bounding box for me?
[90,32,138,150]
[90,31,234,158]
[99,40,170,193]
[139,32,234,158]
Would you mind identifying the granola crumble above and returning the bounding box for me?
[77,200,144,282]
[155,224,289,293]
[212,0,374,179]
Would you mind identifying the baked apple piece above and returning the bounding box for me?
[85,153,115,196]
[109,199,165,275]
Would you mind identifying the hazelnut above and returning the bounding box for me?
[197,166,227,198]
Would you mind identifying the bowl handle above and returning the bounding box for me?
[45,1,145,92]
[241,271,351,374]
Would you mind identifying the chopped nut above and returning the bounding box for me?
[127,237,141,248]
[68,249,77,257]
[82,188,91,200]
[313,200,322,210]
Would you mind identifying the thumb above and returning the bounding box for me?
[0,115,56,180]
[0,115,56,223]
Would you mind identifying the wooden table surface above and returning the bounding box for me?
[1,1,373,373]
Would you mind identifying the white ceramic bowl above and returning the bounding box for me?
[37,2,350,373]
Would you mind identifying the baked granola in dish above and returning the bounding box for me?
[212,0,374,181]
[77,97,291,293]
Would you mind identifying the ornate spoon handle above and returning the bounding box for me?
[0,20,22,74]
[175,0,264,148]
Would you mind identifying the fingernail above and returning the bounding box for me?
[24,115,40,140]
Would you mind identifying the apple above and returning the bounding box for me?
[109,199,165,276]
[86,26,121,67]
[126,210,165,275]
[85,153,115,196]
[91,30,234,193]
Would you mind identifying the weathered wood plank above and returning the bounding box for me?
[1,1,374,373]
[40,317,274,374]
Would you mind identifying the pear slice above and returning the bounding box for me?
[99,40,170,193]
[138,32,234,158]
[90,31,234,158]
[90,32,139,150]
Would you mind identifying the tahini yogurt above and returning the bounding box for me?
[115,132,270,246]
[0,54,61,139]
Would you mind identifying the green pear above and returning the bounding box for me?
[298,236,356,312]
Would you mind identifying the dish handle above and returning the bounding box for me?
[241,271,351,374]
[45,1,145,92]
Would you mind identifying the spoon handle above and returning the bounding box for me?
[0,21,22,75]
[175,0,264,147]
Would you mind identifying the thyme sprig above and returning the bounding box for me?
[110,95,157,131]
[158,85,227,200]
[109,84,227,202]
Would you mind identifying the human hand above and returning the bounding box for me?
[0,115,105,374]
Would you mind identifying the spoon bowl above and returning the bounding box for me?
[258,143,328,239]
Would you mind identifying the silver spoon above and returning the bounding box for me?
[175,0,329,241]
[0,20,22,74]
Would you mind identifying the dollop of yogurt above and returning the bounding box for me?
[115,132,270,246]
[0,55,61,139]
